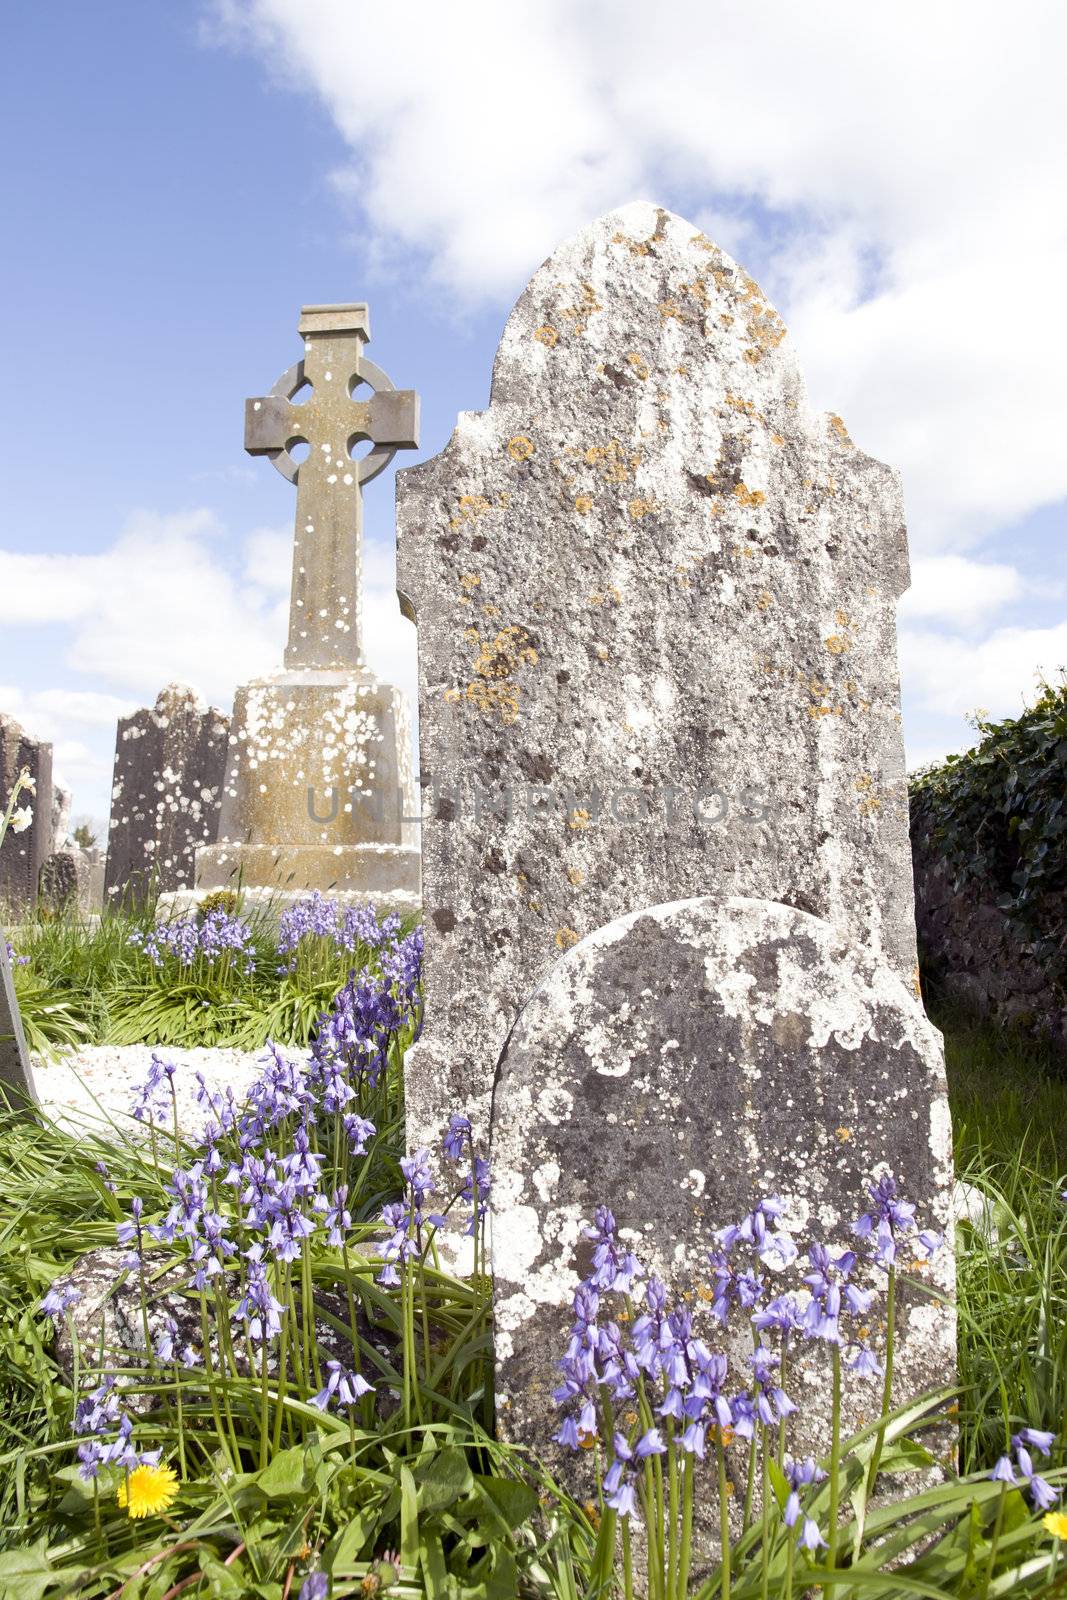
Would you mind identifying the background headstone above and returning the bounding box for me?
[39,846,104,917]
[194,303,421,909]
[0,936,36,1105]
[0,712,54,912]
[104,684,229,906]
[51,783,72,849]
[491,896,954,1495]
[395,201,925,1158]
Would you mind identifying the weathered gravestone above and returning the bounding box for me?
[395,203,954,1479]
[0,713,54,911]
[0,937,36,1105]
[193,304,421,910]
[39,846,105,917]
[104,684,229,906]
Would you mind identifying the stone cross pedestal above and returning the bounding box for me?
[195,304,421,908]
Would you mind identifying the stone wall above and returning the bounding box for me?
[912,825,1066,1047]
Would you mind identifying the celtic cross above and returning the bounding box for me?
[245,303,419,671]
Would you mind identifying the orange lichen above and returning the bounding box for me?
[556,927,580,950]
[534,325,559,347]
[733,483,766,509]
[626,352,650,380]
[507,435,534,462]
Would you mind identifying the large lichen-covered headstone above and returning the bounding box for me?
[395,201,924,1157]
[194,304,421,909]
[104,684,229,905]
[0,712,54,911]
[491,896,954,1487]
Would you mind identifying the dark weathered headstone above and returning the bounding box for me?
[194,304,421,908]
[491,896,953,1483]
[0,936,36,1105]
[39,847,103,916]
[105,684,229,905]
[0,712,54,911]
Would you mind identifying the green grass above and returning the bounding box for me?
[5,902,417,1055]
[931,993,1067,1477]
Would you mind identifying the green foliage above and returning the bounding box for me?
[910,678,1067,997]
[2,998,1067,1593]
[6,906,406,1054]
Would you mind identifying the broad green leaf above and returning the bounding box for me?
[399,1464,419,1572]
[417,1447,474,1515]
[256,1446,308,1499]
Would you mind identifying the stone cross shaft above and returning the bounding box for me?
[245,303,419,671]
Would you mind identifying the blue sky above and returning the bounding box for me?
[2,1,1064,826]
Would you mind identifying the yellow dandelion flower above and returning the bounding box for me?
[117,1461,179,1518]
[1044,1510,1067,1539]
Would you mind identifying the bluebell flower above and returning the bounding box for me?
[442,1114,471,1162]
[990,1454,1016,1484]
[584,1206,642,1293]
[310,1359,373,1410]
[798,1517,827,1553]
[40,1281,81,1323]
[605,1478,637,1518]
[850,1344,884,1379]
[299,1571,329,1600]
[1015,1428,1056,1454]
[783,1455,826,1526]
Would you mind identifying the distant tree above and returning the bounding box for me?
[72,822,97,850]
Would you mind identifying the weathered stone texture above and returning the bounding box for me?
[0,712,54,911]
[196,671,419,901]
[39,846,104,917]
[491,896,954,1488]
[396,202,921,1156]
[105,684,228,905]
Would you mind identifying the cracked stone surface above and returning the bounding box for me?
[396,201,924,1163]
[491,895,955,1522]
[104,684,229,905]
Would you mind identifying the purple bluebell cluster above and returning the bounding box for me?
[442,1113,491,1237]
[129,909,256,977]
[553,1177,946,1546]
[130,1052,177,1126]
[45,926,502,1480]
[4,938,29,967]
[852,1174,942,1268]
[276,892,404,972]
[990,1430,1060,1509]
[71,1377,162,1481]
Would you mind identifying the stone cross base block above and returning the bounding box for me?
[195,671,420,901]
[490,896,954,1528]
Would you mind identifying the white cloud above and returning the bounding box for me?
[900,556,1026,629]
[208,0,1067,547]
[0,508,416,817]
[901,621,1067,719]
